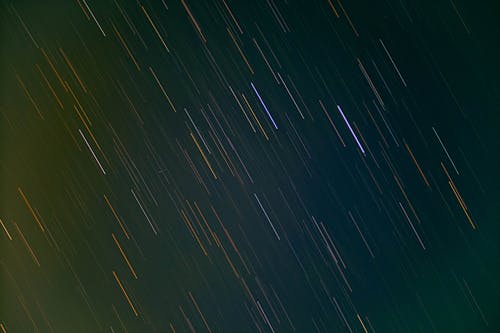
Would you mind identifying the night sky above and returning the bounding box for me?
[1,0,499,332]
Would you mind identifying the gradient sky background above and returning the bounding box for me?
[1,0,499,332]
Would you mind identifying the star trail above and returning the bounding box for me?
[1,0,499,332]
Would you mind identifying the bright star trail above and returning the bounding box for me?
[1,0,499,332]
